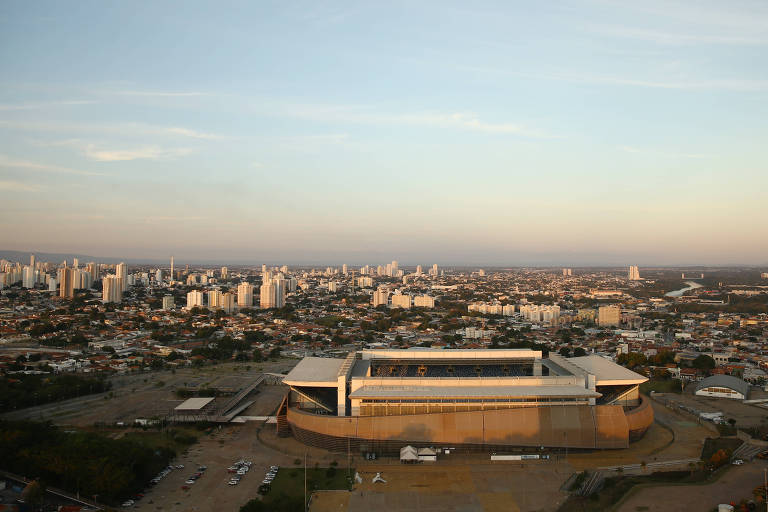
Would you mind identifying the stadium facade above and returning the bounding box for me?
[279,349,653,452]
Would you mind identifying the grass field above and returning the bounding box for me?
[640,379,683,394]
[121,426,200,454]
[246,467,352,512]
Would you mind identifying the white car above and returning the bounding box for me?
[122,500,135,507]
[732,459,744,465]
[228,480,238,485]
[185,479,195,484]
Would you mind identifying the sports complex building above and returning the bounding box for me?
[278,349,654,452]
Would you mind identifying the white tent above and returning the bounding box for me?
[418,447,437,462]
[400,445,418,463]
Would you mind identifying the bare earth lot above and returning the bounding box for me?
[617,459,768,512]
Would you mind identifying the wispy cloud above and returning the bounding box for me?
[82,144,193,162]
[591,25,768,46]
[460,66,768,92]
[267,102,556,138]
[113,90,209,97]
[0,154,107,176]
[618,145,709,159]
[0,180,38,192]
[0,120,225,140]
[0,100,98,111]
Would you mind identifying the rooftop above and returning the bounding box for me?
[567,355,648,385]
[174,397,215,411]
[282,356,345,386]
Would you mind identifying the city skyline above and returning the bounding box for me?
[1,1,767,264]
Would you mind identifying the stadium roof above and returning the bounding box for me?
[567,355,647,385]
[283,357,345,387]
[175,397,215,411]
[695,375,750,397]
[349,385,601,399]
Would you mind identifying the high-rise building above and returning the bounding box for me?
[416,265,422,275]
[273,275,286,308]
[413,295,435,308]
[170,256,174,281]
[186,290,204,309]
[116,262,127,292]
[207,290,223,309]
[22,265,35,288]
[47,277,57,292]
[328,281,337,292]
[342,264,348,275]
[628,265,640,281]
[562,268,572,276]
[260,280,276,308]
[598,305,621,327]
[237,282,254,307]
[357,276,373,288]
[221,266,228,280]
[372,287,389,307]
[30,254,35,268]
[162,295,175,310]
[155,269,164,283]
[221,292,235,314]
[59,267,75,298]
[391,293,411,309]
[86,262,98,282]
[429,263,439,276]
[73,258,79,269]
[102,275,123,303]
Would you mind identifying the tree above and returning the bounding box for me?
[268,347,281,359]
[573,347,587,357]
[558,347,571,357]
[692,354,716,370]
[252,349,263,362]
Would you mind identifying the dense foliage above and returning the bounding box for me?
[0,420,173,504]
[0,374,111,412]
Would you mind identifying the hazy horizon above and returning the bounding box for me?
[1,247,765,268]
[2,1,767,264]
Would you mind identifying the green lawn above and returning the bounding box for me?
[121,427,199,454]
[639,379,683,394]
[241,467,352,512]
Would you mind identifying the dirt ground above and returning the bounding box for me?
[617,458,768,512]
[657,388,768,430]
[314,461,572,512]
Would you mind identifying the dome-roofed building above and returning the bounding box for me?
[694,375,750,400]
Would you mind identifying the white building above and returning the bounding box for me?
[391,293,412,309]
[102,275,123,303]
[207,290,222,309]
[186,290,204,309]
[328,281,338,292]
[237,282,254,308]
[372,287,389,307]
[162,295,175,310]
[413,295,435,308]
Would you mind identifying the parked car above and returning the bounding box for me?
[732,459,744,465]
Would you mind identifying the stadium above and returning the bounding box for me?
[278,349,653,452]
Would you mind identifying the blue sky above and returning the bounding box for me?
[1,0,767,265]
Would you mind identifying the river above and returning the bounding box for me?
[665,281,704,297]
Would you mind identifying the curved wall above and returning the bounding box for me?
[624,395,654,441]
[287,402,641,452]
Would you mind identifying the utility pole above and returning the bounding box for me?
[304,451,307,512]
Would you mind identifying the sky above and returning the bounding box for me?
[1,0,767,266]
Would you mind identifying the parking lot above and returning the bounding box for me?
[132,422,296,511]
